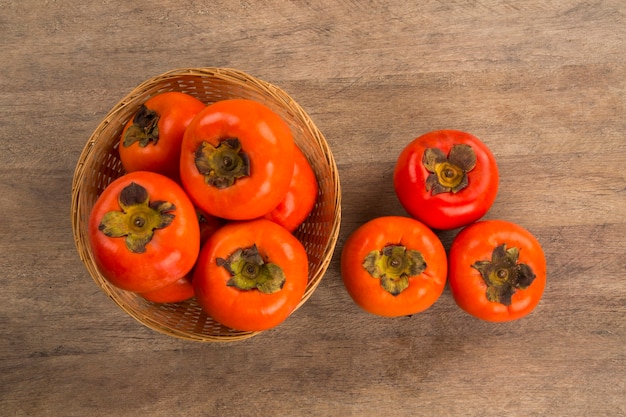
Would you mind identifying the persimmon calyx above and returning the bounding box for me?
[472,244,536,306]
[218,244,285,294]
[98,182,176,253]
[194,138,250,189]
[123,105,160,148]
[423,144,476,194]
[363,245,427,296]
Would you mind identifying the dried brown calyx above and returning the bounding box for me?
[123,105,160,148]
[194,138,250,189]
[472,244,536,305]
[423,144,476,194]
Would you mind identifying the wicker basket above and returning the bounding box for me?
[71,68,341,342]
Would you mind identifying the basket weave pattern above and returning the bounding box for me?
[71,68,341,341]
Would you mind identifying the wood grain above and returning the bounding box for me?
[1,0,624,416]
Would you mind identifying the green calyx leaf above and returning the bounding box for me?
[194,138,250,189]
[472,244,537,306]
[218,244,286,294]
[98,182,175,253]
[123,105,160,148]
[362,245,427,296]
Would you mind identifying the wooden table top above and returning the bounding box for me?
[2,1,624,416]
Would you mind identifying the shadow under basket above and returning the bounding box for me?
[71,68,341,342]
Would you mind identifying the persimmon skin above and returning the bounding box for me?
[341,216,447,317]
[193,219,308,332]
[119,92,206,181]
[448,220,546,322]
[180,99,295,220]
[138,275,195,303]
[263,145,318,232]
[88,171,200,293]
[394,130,499,230]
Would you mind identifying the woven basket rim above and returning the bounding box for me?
[71,67,341,342]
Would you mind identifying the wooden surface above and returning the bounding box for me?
[1,1,624,416]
